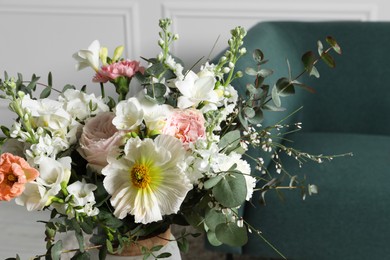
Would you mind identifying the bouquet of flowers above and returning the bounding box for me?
[0,18,344,259]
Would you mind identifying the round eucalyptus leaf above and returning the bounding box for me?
[215,222,248,246]
[205,208,226,231]
[212,172,247,208]
[207,230,223,246]
[244,107,255,118]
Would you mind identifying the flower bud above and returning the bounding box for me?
[223,67,230,73]
[112,45,124,62]
[17,91,25,98]
[99,47,108,65]
[239,47,247,55]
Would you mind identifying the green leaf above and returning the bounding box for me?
[70,251,90,260]
[40,86,52,99]
[301,51,316,73]
[245,67,257,76]
[75,230,85,252]
[177,238,189,253]
[310,66,320,78]
[205,208,226,231]
[215,222,248,246]
[252,49,264,63]
[326,36,342,54]
[203,175,223,190]
[258,68,273,78]
[98,245,107,260]
[146,62,165,76]
[207,230,223,246]
[26,74,40,92]
[1,126,10,137]
[106,239,114,254]
[247,109,264,124]
[263,104,286,112]
[243,107,255,118]
[150,245,164,252]
[62,84,76,93]
[321,52,335,68]
[271,85,281,108]
[317,40,324,55]
[212,172,247,208]
[80,219,94,235]
[47,72,53,88]
[50,240,63,260]
[5,255,21,260]
[156,252,172,258]
[275,77,295,97]
[218,130,240,153]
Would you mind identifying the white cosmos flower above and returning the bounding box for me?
[102,135,192,224]
[112,97,144,131]
[175,70,218,109]
[72,40,101,71]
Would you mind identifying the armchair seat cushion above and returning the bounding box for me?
[243,132,390,260]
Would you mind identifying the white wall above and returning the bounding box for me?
[0,0,389,126]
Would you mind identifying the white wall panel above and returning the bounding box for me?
[0,0,387,128]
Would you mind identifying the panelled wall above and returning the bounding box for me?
[0,0,388,126]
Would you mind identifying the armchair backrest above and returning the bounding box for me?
[235,21,390,136]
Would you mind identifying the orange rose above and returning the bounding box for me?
[0,153,39,201]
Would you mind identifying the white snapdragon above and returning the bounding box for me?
[59,89,109,121]
[165,54,184,79]
[26,134,70,163]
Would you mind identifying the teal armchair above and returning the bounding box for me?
[213,22,390,260]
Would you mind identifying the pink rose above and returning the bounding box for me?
[93,60,144,83]
[78,112,124,172]
[162,109,206,148]
[0,153,39,201]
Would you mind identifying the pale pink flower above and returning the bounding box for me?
[78,112,124,172]
[93,60,144,83]
[162,109,206,148]
[0,153,39,201]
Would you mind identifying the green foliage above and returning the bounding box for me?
[212,172,247,208]
[215,222,248,246]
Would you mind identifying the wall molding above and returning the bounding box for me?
[0,1,140,58]
[162,2,378,23]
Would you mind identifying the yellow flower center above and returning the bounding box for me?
[6,174,17,186]
[130,163,151,189]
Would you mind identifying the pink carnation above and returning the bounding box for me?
[162,109,206,148]
[0,153,39,201]
[93,60,144,83]
[78,112,124,172]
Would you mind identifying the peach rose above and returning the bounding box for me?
[162,109,206,148]
[78,112,124,172]
[0,153,39,201]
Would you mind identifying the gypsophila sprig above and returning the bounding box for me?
[0,18,350,260]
